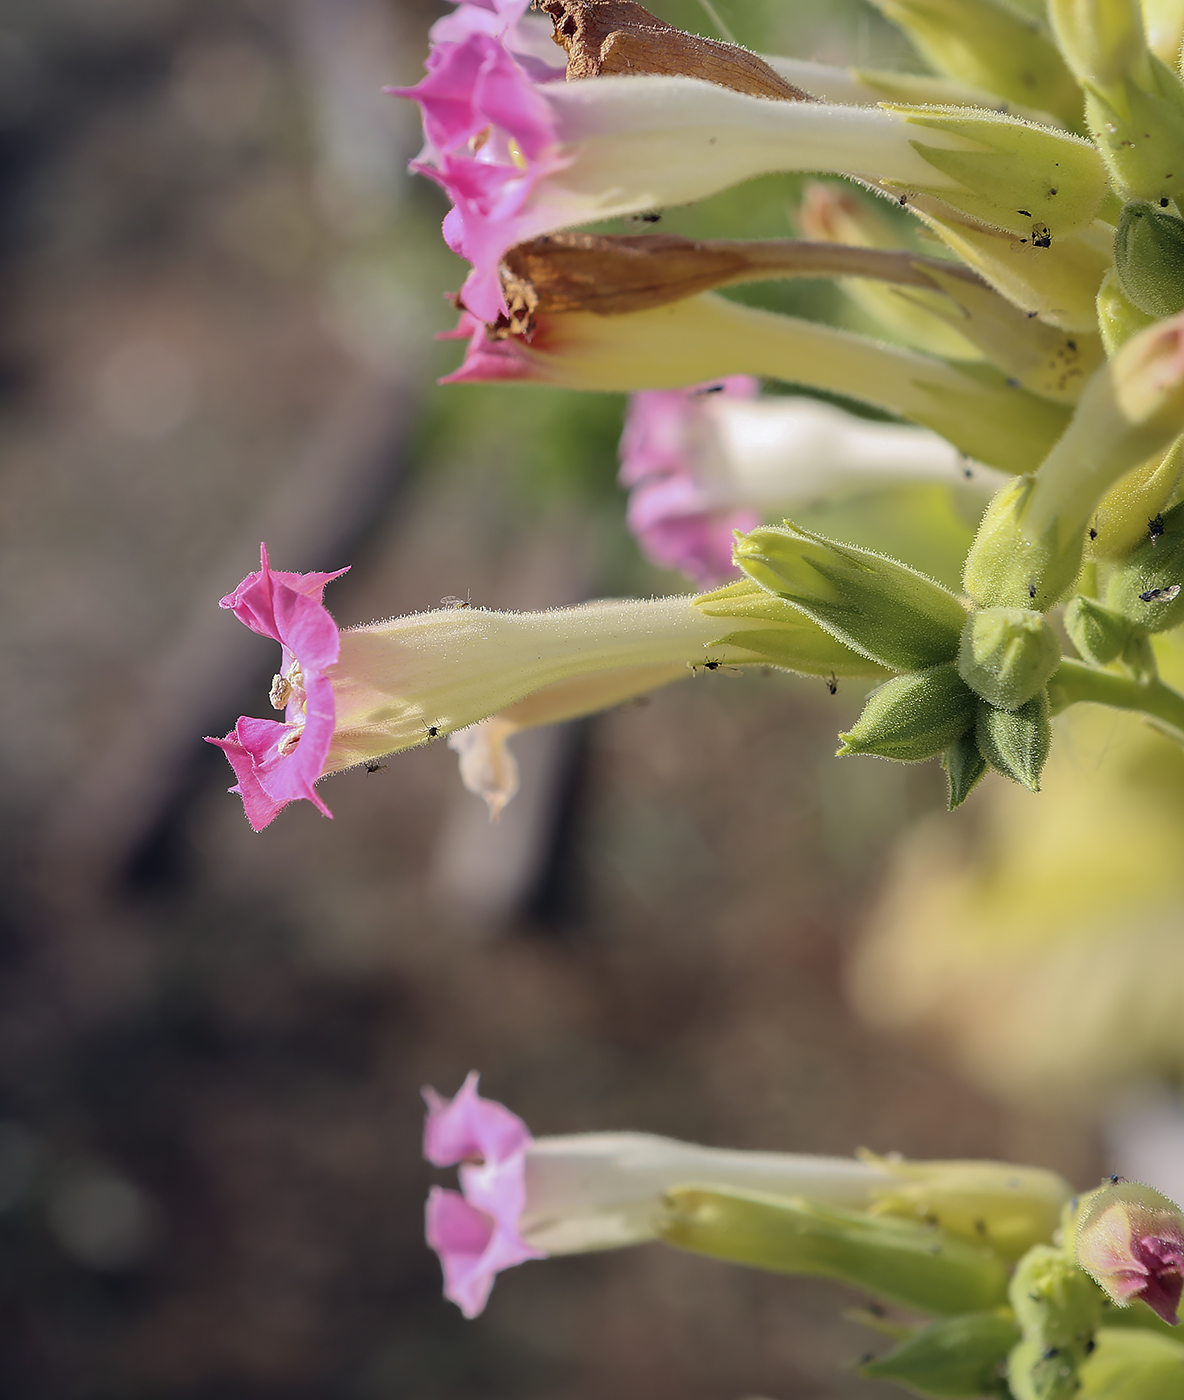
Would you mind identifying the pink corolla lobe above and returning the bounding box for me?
[389,17,568,323]
[437,310,540,384]
[620,378,760,587]
[205,544,348,832]
[423,1071,544,1318]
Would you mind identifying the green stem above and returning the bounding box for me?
[1051,658,1184,736]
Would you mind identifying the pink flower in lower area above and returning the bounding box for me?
[389,31,567,323]
[205,544,348,832]
[619,378,760,587]
[423,1072,545,1317]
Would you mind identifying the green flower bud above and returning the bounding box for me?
[976,691,1052,790]
[1090,437,1184,561]
[1107,497,1184,632]
[963,476,1082,611]
[735,523,968,672]
[1064,595,1138,665]
[658,1185,1011,1316]
[838,664,978,762]
[1078,1328,1184,1398]
[1116,202,1184,317]
[1007,1244,1104,1400]
[958,607,1062,710]
[1097,267,1157,356]
[860,1311,1019,1397]
[944,729,990,809]
[966,312,1184,610]
[867,0,1082,125]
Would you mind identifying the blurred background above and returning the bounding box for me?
[3,0,1182,1396]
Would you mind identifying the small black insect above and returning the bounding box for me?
[1086,1339,1097,1355]
[1026,310,1039,318]
[427,725,440,738]
[898,193,908,206]
[365,761,388,774]
[693,383,726,395]
[825,672,838,696]
[1017,208,1032,217]
[1162,197,1172,207]
[1140,584,1180,602]
[638,211,661,223]
[1109,1173,1126,1185]
[1028,580,1037,600]
[1150,514,1165,544]
[1031,224,1052,248]
[1042,1348,1061,1362]
[1089,527,1099,540]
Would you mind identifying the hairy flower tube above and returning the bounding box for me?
[207,545,889,829]
[442,296,1071,474]
[422,1074,1072,1317]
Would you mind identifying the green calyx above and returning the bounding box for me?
[860,1311,1018,1397]
[839,664,978,763]
[658,1185,1011,1316]
[944,729,990,809]
[1115,201,1184,318]
[1064,595,1156,680]
[958,607,1062,710]
[734,522,967,672]
[976,691,1052,790]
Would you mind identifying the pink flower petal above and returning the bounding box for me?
[423,1071,532,1166]
[438,315,541,384]
[426,1184,542,1318]
[206,544,347,830]
[390,33,566,323]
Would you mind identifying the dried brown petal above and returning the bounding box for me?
[535,0,810,100]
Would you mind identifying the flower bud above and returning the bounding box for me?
[958,607,1062,710]
[1074,1180,1184,1324]
[1116,202,1184,317]
[1107,497,1184,632]
[735,523,968,672]
[658,1185,1011,1316]
[859,1312,1019,1395]
[838,664,978,763]
[944,729,990,809]
[962,475,1082,611]
[1064,595,1139,665]
[1077,1328,1184,1397]
[1097,267,1158,355]
[1090,438,1184,559]
[1007,1244,1104,1400]
[976,690,1052,790]
[966,311,1184,610]
[867,0,1082,123]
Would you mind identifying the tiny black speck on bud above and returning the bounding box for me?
[1150,514,1165,544]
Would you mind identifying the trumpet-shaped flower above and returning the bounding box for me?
[423,1075,1073,1316]
[207,549,883,829]
[206,546,349,831]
